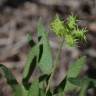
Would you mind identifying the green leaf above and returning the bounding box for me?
[37,20,53,74]
[39,74,49,89]
[68,76,90,86]
[67,56,86,77]
[53,77,67,94]
[68,77,96,87]
[39,89,46,96]
[68,77,89,96]
[68,77,83,86]
[0,64,27,96]
[23,46,37,81]
[90,78,96,87]
[68,77,96,96]
[14,85,28,96]
[64,56,86,92]
[28,79,39,96]
[27,33,35,47]
[0,64,18,88]
[46,90,52,96]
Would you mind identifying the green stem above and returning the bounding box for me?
[46,38,64,93]
[79,82,89,96]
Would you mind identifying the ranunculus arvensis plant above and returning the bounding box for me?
[0,14,96,96]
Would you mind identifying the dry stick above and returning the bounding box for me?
[46,38,64,93]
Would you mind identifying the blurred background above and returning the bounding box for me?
[0,0,96,96]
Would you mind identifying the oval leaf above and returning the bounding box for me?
[64,56,86,92]
[37,20,53,74]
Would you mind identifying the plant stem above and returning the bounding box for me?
[46,38,64,93]
[79,82,89,96]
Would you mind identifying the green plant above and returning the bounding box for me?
[0,14,96,96]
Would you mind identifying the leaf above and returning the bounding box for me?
[68,77,89,96]
[68,77,83,86]
[28,79,39,96]
[64,56,86,92]
[14,85,28,96]
[23,46,37,82]
[0,64,27,96]
[68,77,96,87]
[68,76,90,85]
[39,89,46,96]
[39,74,49,82]
[90,78,96,87]
[68,77,96,96]
[46,90,52,96]
[67,56,86,77]
[27,33,35,47]
[39,74,50,89]
[53,77,67,94]
[37,20,53,74]
[0,64,18,88]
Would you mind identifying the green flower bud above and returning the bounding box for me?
[65,35,77,47]
[51,15,66,37]
[50,14,87,47]
[73,27,87,41]
[67,15,77,29]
